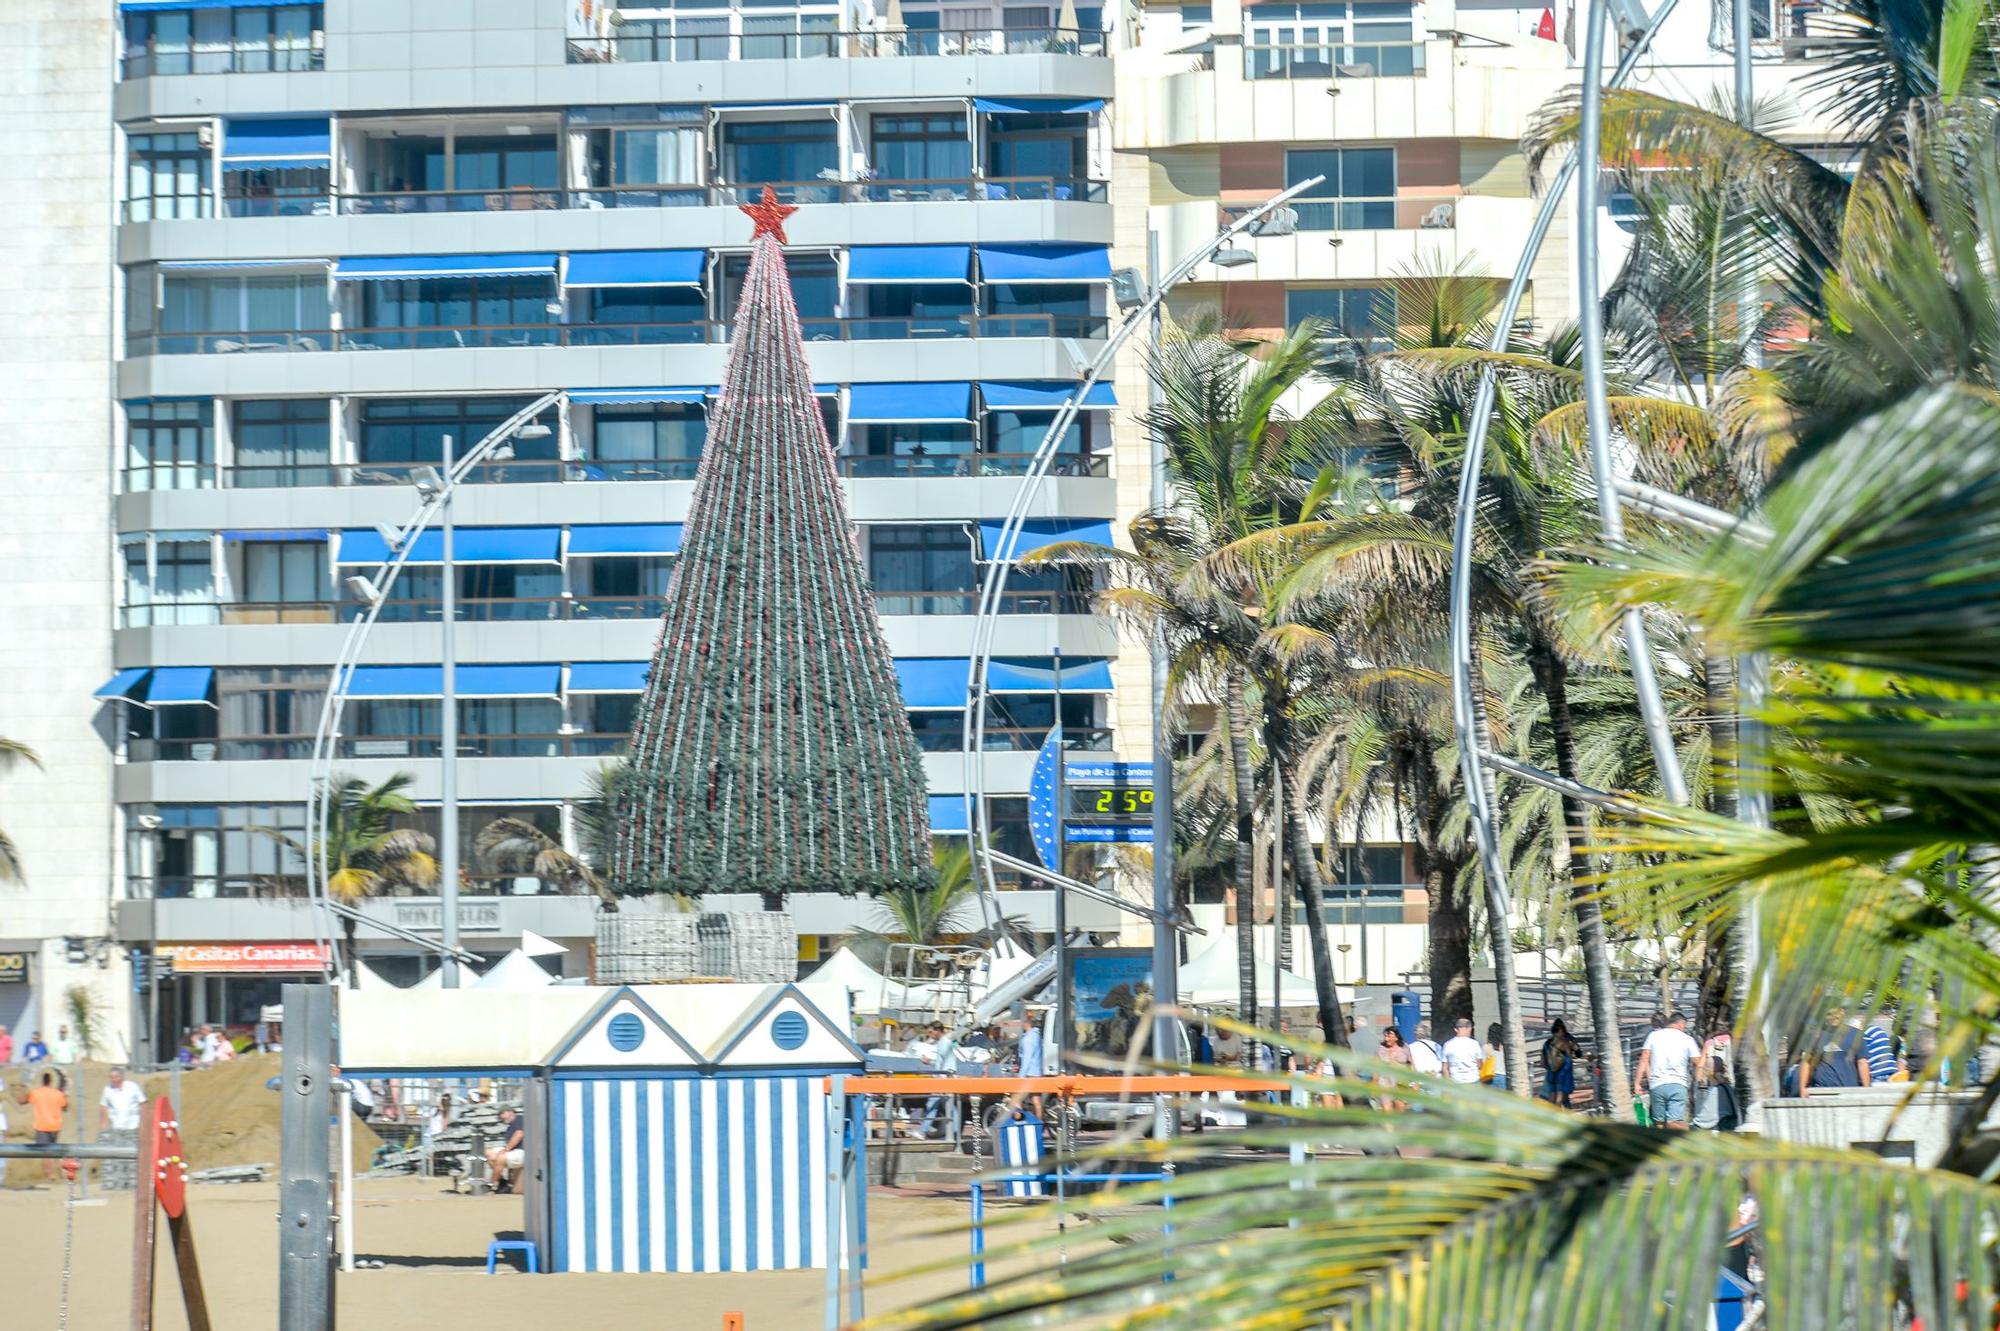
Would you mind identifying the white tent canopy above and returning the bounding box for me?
[1176,931,1352,1008]
[473,949,556,990]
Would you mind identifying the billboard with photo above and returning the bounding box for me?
[1063,947,1154,1067]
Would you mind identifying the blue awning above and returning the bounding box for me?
[972,97,1105,115]
[457,665,562,699]
[222,118,331,168]
[568,662,650,694]
[95,668,151,703]
[988,659,1115,693]
[562,250,705,288]
[928,794,971,834]
[336,527,561,565]
[977,518,1116,561]
[146,667,216,706]
[979,243,1112,284]
[334,254,558,281]
[158,259,330,270]
[565,524,683,557]
[344,666,443,699]
[122,0,289,9]
[895,658,971,710]
[848,382,973,423]
[846,245,973,284]
[569,388,709,405]
[223,528,328,543]
[979,381,1118,411]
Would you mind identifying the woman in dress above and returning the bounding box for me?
[1542,1018,1580,1107]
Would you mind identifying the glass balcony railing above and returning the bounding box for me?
[838,451,1107,478]
[871,589,1097,615]
[172,591,1095,626]
[127,313,1109,357]
[120,42,323,79]
[565,26,1105,63]
[911,726,1114,753]
[1241,40,1426,80]
[1222,194,1465,233]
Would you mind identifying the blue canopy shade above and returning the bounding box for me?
[972,97,1105,115]
[333,254,558,281]
[979,380,1118,411]
[146,667,216,706]
[565,524,684,557]
[336,527,561,565]
[457,665,562,698]
[569,388,709,405]
[222,118,331,168]
[979,243,1113,284]
[846,245,973,284]
[122,0,288,9]
[987,658,1115,693]
[562,250,705,289]
[344,666,443,699]
[977,518,1116,562]
[568,661,650,694]
[223,528,327,543]
[848,382,973,424]
[928,794,971,834]
[158,259,330,270]
[895,658,972,710]
[95,668,151,703]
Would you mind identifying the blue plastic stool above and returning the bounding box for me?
[486,1239,539,1274]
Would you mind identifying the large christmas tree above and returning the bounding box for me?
[609,190,934,900]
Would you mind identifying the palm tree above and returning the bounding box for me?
[866,841,982,950]
[0,738,43,884]
[475,814,618,910]
[258,774,437,987]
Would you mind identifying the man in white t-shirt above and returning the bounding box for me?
[100,1067,148,1132]
[1408,1021,1445,1076]
[1440,1018,1484,1084]
[1635,1011,1702,1128]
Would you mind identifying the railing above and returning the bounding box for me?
[1222,193,1464,232]
[129,313,1109,357]
[220,603,341,626]
[222,189,333,219]
[365,596,670,624]
[913,725,1114,753]
[840,451,1107,478]
[566,457,703,481]
[131,877,557,900]
[565,26,1104,63]
[338,187,563,215]
[121,465,218,492]
[1241,39,1426,80]
[872,588,1097,615]
[121,605,222,628]
[120,42,324,79]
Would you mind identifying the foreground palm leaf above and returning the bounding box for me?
[863,1053,1998,1331]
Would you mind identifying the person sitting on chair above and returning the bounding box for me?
[484,1106,527,1192]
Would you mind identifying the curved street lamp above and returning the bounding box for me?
[304,392,561,987]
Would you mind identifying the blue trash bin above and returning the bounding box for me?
[1390,991,1423,1044]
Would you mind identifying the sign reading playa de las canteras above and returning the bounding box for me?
[161,942,330,973]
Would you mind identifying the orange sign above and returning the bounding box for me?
[160,942,329,973]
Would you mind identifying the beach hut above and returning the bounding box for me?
[339,981,864,1275]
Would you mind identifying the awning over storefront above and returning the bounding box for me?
[336,527,562,565]
[986,658,1114,693]
[568,389,709,405]
[845,245,973,284]
[847,382,973,423]
[222,118,331,169]
[562,250,705,288]
[895,658,972,710]
[334,254,558,281]
[564,524,683,557]
[567,662,650,694]
[928,794,970,834]
[972,97,1105,115]
[978,243,1112,284]
[975,517,1115,561]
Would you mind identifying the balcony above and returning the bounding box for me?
[565,26,1106,64]
[1241,40,1426,80]
[838,451,1105,478]
[120,42,322,81]
[126,313,1110,358]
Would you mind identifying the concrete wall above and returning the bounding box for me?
[0,2,129,1054]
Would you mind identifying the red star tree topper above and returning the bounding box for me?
[738,185,799,245]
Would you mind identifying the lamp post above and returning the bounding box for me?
[307,396,558,988]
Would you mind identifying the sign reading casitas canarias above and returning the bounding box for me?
[159,942,329,973]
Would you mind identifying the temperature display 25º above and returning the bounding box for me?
[1066,785,1154,821]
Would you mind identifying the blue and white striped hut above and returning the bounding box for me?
[534,982,866,1275]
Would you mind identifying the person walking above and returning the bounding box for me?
[1636,1012,1702,1129]
[19,1070,69,1182]
[1861,1009,1904,1084]
[0,1023,13,1065]
[1482,1023,1508,1090]
[1541,1020,1580,1107]
[1800,1008,1871,1090]
[1441,1018,1484,1084]
[23,1031,48,1064]
[1408,1021,1444,1076]
[100,1066,149,1189]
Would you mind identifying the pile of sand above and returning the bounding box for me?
[3,1056,377,1187]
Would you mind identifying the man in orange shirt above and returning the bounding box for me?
[19,1071,68,1182]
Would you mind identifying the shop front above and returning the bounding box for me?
[150,941,329,1056]
[0,944,37,1049]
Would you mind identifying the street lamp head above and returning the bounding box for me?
[344,575,383,605]
[1212,246,1257,268]
[411,465,445,497]
[515,422,553,440]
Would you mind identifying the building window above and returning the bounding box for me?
[573,287,708,345]
[721,253,838,339]
[216,668,326,760]
[126,133,213,221]
[1286,286,1396,346]
[345,701,441,759]
[125,400,214,491]
[981,281,1098,337]
[870,114,971,184]
[1245,1,1416,79]
[856,283,975,339]
[121,5,323,79]
[868,525,976,598]
[352,277,556,346]
[232,399,331,487]
[1285,146,1396,229]
[461,700,564,757]
[131,268,329,354]
[580,122,705,206]
[583,403,707,479]
[574,694,638,755]
[985,112,1090,197]
[240,542,327,606]
[719,120,839,201]
[848,423,977,476]
[222,163,331,219]
[355,398,559,480]
[1331,843,1411,886]
[574,557,673,608]
[123,539,217,627]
